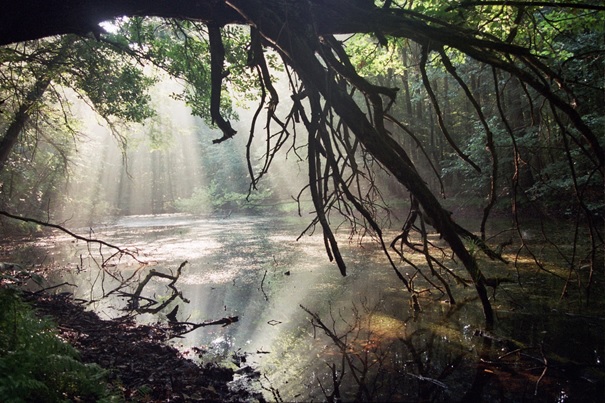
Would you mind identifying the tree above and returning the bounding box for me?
[1,0,603,328]
[0,35,155,170]
[0,33,160,223]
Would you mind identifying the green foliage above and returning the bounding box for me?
[0,288,114,402]
[1,3,600,227]
[0,17,275,226]
[525,140,605,218]
[530,8,605,60]
[113,19,257,125]
[347,34,406,77]
[406,0,605,61]
[441,118,509,196]
[558,30,604,114]
[0,34,160,226]
[0,108,78,224]
[173,186,214,215]
[173,180,274,214]
[340,8,603,219]
[73,61,156,123]
[67,36,158,123]
[0,35,158,124]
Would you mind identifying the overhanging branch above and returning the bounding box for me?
[0,210,144,263]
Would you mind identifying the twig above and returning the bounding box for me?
[260,269,269,301]
[535,344,549,396]
[169,316,239,337]
[32,281,77,295]
[260,374,284,403]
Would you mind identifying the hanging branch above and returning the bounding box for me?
[320,35,398,135]
[245,28,270,190]
[468,48,603,169]
[245,62,301,194]
[247,27,279,111]
[438,48,499,240]
[261,15,495,325]
[317,110,412,291]
[419,45,482,173]
[208,24,237,144]
[384,113,446,196]
[391,200,472,289]
[418,214,456,304]
[296,90,347,276]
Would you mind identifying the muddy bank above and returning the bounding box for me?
[26,292,265,402]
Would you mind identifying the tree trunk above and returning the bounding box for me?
[0,78,51,172]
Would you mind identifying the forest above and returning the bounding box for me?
[0,1,603,401]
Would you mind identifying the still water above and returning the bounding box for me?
[14,214,605,401]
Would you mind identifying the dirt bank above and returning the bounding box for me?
[26,292,265,402]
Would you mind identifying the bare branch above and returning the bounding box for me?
[0,210,143,263]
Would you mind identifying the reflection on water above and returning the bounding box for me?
[9,214,604,401]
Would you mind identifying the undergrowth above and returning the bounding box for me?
[0,287,116,402]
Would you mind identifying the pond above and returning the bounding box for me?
[6,214,604,401]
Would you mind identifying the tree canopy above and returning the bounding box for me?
[1,0,603,327]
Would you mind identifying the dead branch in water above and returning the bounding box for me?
[168,316,240,338]
[124,260,190,313]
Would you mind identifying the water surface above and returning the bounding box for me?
[10,214,604,401]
